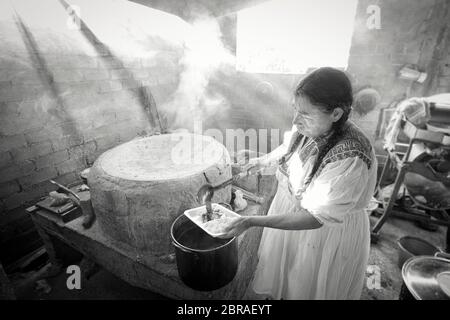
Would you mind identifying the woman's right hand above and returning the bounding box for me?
[217,216,251,239]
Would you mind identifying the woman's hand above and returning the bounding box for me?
[218,216,251,239]
[241,158,265,176]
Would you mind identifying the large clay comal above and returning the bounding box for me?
[88,133,232,255]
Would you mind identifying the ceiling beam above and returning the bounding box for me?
[128,0,271,20]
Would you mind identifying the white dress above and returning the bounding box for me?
[252,124,378,300]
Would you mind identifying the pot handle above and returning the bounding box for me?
[434,252,450,261]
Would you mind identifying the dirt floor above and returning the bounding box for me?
[14,214,448,300]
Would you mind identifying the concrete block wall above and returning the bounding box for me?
[438,50,450,94]
[171,0,449,151]
[347,0,450,145]
[199,0,450,151]
[198,0,450,161]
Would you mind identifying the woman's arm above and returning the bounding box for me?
[220,207,322,238]
[248,208,322,230]
[244,126,298,173]
[257,143,287,166]
[240,142,287,176]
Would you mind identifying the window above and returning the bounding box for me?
[236,0,358,74]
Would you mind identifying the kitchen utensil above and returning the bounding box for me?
[197,172,247,204]
[197,171,247,221]
[36,197,75,215]
[183,203,240,238]
[231,186,264,204]
[49,180,80,201]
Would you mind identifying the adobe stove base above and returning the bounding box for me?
[88,133,233,257]
[28,176,277,299]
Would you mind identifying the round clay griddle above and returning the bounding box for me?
[99,133,227,181]
[402,255,450,300]
[88,133,232,255]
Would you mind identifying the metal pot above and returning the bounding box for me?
[170,213,238,291]
[397,236,442,269]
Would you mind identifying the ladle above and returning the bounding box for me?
[197,171,248,221]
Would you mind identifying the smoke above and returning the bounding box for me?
[160,17,235,130]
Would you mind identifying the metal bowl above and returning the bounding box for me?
[402,255,450,300]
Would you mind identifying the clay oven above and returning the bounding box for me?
[88,133,232,255]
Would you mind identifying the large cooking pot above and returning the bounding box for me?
[170,212,238,291]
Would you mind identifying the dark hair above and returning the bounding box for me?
[295,67,353,185]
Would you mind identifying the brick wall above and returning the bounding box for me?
[0,3,181,265]
[0,1,296,265]
[0,48,179,214]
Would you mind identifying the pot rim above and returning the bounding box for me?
[170,214,236,253]
[397,236,441,254]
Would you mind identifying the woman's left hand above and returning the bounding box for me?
[218,216,251,239]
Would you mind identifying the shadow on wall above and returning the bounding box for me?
[57,0,165,133]
[0,0,185,271]
[14,13,82,140]
[0,0,187,215]
[205,67,296,154]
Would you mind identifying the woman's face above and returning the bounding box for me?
[292,95,341,138]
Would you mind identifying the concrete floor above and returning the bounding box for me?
[16,214,447,300]
[18,265,168,300]
[362,214,447,300]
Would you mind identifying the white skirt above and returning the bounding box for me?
[251,178,371,300]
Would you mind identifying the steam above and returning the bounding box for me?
[160,17,235,130]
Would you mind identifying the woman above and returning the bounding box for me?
[222,67,377,300]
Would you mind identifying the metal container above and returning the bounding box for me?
[397,236,442,269]
[401,254,450,300]
[170,213,238,291]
